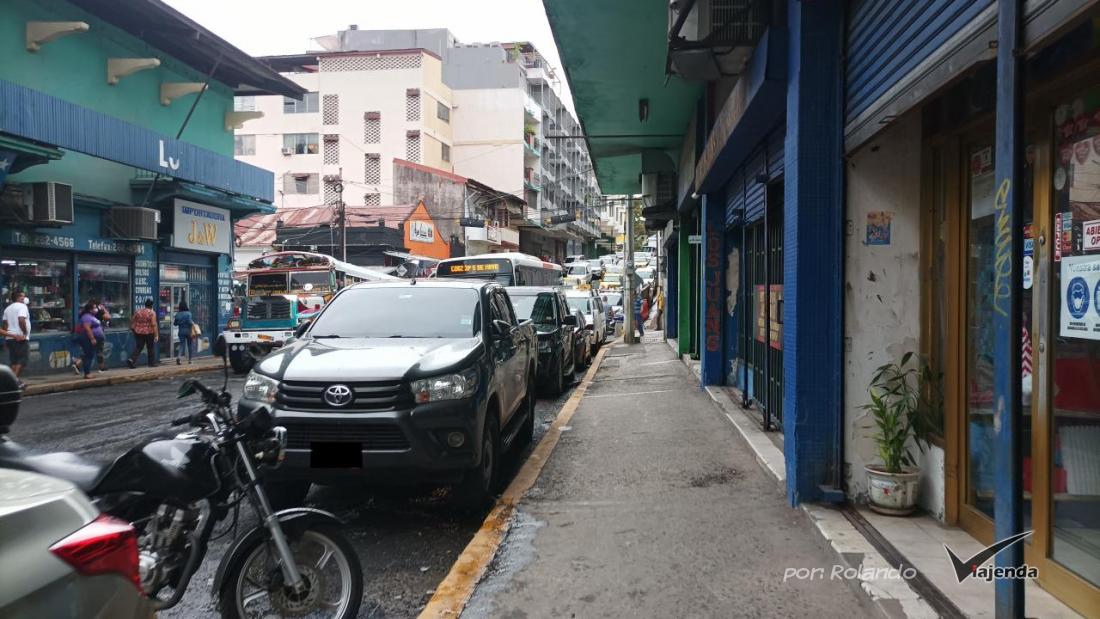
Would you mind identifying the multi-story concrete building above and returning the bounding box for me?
[233,27,605,262]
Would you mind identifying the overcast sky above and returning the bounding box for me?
[163,0,574,112]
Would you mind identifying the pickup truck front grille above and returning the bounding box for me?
[277,380,410,412]
[285,423,410,450]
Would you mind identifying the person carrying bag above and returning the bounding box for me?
[173,301,196,365]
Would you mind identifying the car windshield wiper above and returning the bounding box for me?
[312,334,342,339]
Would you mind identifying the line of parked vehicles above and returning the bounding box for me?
[0,251,625,619]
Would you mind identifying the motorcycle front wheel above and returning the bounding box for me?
[219,526,362,619]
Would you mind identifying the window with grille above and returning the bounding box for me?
[406,131,420,163]
[283,92,319,114]
[364,112,381,143]
[323,135,339,164]
[323,181,341,205]
[441,142,450,162]
[234,96,256,112]
[283,173,319,194]
[363,154,381,184]
[364,193,381,206]
[319,55,422,72]
[437,101,450,123]
[283,133,319,155]
[234,135,255,156]
[406,89,421,122]
[322,94,339,125]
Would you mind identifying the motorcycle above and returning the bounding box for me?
[0,337,362,618]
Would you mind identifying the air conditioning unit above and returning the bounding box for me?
[104,206,159,240]
[281,147,294,156]
[25,182,74,226]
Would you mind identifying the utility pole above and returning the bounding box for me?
[338,166,347,262]
[624,196,636,344]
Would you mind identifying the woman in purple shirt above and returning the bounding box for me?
[77,302,103,379]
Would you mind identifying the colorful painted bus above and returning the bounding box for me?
[222,251,397,373]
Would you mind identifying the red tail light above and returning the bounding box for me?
[49,514,142,593]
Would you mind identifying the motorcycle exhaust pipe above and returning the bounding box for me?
[152,503,215,611]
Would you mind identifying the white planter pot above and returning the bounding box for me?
[865,465,920,516]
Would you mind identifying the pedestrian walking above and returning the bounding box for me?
[651,285,665,331]
[76,302,103,380]
[127,299,159,368]
[173,301,195,365]
[2,290,30,387]
[92,302,110,373]
[633,289,645,338]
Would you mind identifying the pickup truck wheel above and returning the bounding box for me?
[517,374,536,446]
[551,356,565,395]
[229,352,254,375]
[455,414,499,510]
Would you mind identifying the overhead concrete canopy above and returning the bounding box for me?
[543,0,702,195]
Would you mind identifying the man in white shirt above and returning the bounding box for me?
[2,290,30,383]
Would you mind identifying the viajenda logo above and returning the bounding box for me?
[944,530,1038,583]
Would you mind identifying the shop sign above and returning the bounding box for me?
[2,229,145,255]
[409,220,435,244]
[133,258,155,307]
[1083,219,1100,252]
[1055,213,1063,262]
[486,224,500,243]
[1059,255,1100,340]
[173,200,230,254]
[688,234,702,245]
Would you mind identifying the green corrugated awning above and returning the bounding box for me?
[543,0,701,195]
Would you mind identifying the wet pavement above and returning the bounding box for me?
[11,366,583,618]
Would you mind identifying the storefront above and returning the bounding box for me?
[911,15,1100,614]
[0,208,152,373]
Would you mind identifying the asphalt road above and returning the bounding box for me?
[11,364,582,618]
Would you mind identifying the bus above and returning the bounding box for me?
[434,252,563,286]
[223,251,396,373]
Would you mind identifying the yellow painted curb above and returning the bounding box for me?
[418,344,612,619]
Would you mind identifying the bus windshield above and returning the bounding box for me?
[289,270,333,293]
[249,272,289,294]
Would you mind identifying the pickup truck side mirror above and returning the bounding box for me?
[491,319,512,338]
[562,314,577,327]
[294,318,313,338]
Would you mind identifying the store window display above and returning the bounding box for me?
[77,262,131,330]
[0,258,71,333]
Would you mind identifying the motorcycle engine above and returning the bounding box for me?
[138,504,200,593]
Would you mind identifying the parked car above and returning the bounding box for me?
[571,309,593,370]
[246,279,538,508]
[565,289,607,347]
[0,469,152,618]
[507,287,577,395]
[565,254,587,265]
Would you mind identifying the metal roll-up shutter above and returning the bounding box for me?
[724,169,745,228]
[767,128,784,182]
[743,149,767,224]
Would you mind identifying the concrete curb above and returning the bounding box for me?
[23,361,222,397]
[669,340,939,619]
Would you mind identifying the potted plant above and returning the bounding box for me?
[862,352,937,515]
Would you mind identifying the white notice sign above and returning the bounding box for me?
[1084,219,1100,252]
[1060,255,1100,341]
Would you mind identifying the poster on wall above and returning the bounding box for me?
[409,220,435,243]
[970,146,995,220]
[1059,255,1100,340]
[865,211,892,245]
[754,285,783,350]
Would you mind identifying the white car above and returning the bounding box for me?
[565,289,607,346]
[564,262,592,287]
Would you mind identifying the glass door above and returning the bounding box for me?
[159,284,188,359]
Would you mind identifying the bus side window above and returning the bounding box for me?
[516,267,526,286]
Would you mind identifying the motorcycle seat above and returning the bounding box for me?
[0,441,107,493]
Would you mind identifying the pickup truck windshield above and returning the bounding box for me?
[511,293,556,324]
[309,287,482,338]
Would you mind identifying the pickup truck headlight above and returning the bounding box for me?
[243,372,279,404]
[411,367,478,403]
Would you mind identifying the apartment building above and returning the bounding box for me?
[233,27,604,262]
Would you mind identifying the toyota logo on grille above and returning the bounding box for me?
[323,384,353,407]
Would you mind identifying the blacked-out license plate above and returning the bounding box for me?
[310,442,362,468]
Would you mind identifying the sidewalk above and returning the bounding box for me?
[460,337,877,618]
[21,356,223,397]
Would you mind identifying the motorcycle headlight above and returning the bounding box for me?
[411,367,479,403]
[243,372,279,404]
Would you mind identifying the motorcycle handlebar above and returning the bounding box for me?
[170,412,205,427]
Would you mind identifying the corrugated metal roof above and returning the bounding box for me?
[235,204,419,247]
